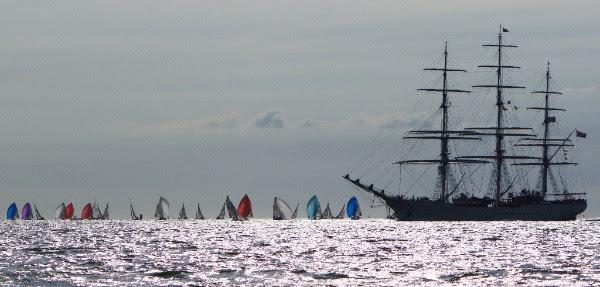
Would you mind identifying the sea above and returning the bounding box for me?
[0,219,598,286]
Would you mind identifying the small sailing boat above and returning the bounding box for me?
[216,196,241,220]
[155,196,170,220]
[102,203,109,219]
[55,203,66,220]
[346,196,361,220]
[335,204,345,219]
[273,196,293,220]
[34,204,45,220]
[22,203,33,220]
[81,203,93,220]
[64,203,74,220]
[130,199,140,220]
[237,194,253,219]
[6,203,19,220]
[322,203,333,219]
[195,204,204,219]
[306,195,322,220]
[92,201,103,219]
[178,203,188,219]
[292,203,299,219]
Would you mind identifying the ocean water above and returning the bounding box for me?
[0,219,599,286]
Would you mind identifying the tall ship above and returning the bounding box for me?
[344,27,587,220]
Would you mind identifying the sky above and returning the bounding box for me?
[0,1,599,218]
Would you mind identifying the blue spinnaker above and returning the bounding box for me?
[347,196,359,218]
[306,195,320,219]
[7,202,18,220]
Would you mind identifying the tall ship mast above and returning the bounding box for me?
[343,27,587,221]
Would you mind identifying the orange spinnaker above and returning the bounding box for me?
[81,203,92,220]
[237,194,252,218]
[65,203,74,219]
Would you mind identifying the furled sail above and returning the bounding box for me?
[306,195,321,219]
[322,203,333,219]
[292,203,299,219]
[6,202,19,220]
[273,196,293,220]
[22,202,33,220]
[237,194,252,219]
[195,204,204,219]
[64,203,74,219]
[178,203,187,219]
[34,204,45,220]
[226,196,241,221]
[155,196,169,220]
[102,203,109,219]
[335,204,345,219]
[81,203,92,220]
[55,203,66,220]
[346,196,361,220]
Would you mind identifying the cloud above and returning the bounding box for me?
[202,116,238,128]
[300,120,317,128]
[256,111,285,128]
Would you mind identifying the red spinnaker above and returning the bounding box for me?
[81,203,92,220]
[237,194,252,218]
[65,203,74,219]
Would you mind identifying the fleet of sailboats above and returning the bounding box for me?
[3,195,363,220]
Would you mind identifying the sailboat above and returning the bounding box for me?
[344,27,587,221]
[92,201,103,219]
[155,196,170,220]
[273,196,293,220]
[22,203,33,220]
[216,196,241,220]
[237,194,253,219]
[55,203,66,220]
[101,203,109,220]
[346,196,361,220]
[335,204,345,219]
[195,204,204,219]
[64,203,74,220]
[130,199,140,220]
[81,203,93,220]
[178,203,188,219]
[291,203,299,219]
[306,195,322,219]
[321,203,333,219]
[34,204,45,220]
[6,203,19,220]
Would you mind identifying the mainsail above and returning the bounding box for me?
[130,199,139,220]
[335,204,345,219]
[322,203,333,219]
[64,203,74,220]
[292,203,299,219]
[34,204,45,220]
[178,203,188,219]
[306,195,321,219]
[226,196,241,221]
[195,204,204,219]
[216,202,226,219]
[101,203,109,220]
[273,196,293,220]
[7,203,19,220]
[92,201,103,219]
[155,196,169,220]
[237,194,252,219]
[55,203,66,220]
[22,203,33,220]
[81,203,93,220]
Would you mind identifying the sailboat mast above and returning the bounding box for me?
[440,42,450,201]
[541,63,551,195]
[494,29,504,205]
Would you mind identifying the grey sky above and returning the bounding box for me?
[0,1,599,218]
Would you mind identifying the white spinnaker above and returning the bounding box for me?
[55,203,66,220]
[274,197,293,219]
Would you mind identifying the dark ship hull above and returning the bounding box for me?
[381,196,586,221]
